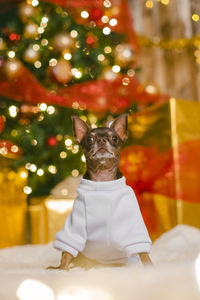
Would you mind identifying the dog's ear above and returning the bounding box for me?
[71,116,90,144]
[111,114,128,142]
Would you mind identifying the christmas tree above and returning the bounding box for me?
[0,0,167,199]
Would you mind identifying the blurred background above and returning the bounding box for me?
[0,0,199,248]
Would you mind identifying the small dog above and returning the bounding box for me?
[49,114,152,270]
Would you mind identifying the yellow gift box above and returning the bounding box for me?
[0,158,28,247]
[120,98,200,240]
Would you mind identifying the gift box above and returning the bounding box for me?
[120,98,200,240]
[0,157,27,247]
[28,176,80,243]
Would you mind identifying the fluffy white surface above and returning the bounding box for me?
[0,225,200,300]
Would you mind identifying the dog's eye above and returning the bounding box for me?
[112,135,118,142]
[87,136,94,143]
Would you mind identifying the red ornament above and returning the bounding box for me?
[9,33,21,42]
[86,34,97,47]
[89,8,103,22]
[48,136,58,147]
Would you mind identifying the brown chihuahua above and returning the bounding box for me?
[48,114,152,270]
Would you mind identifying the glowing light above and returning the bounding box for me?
[33,44,40,51]
[145,0,154,8]
[37,168,44,176]
[64,52,72,60]
[109,18,117,26]
[11,145,19,153]
[49,58,57,66]
[112,65,120,73]
[61,188,68,196]
[42,16,48,23]
[161,0,170,4]
[31,0,39,7]
[192,14,199,22]
[41,39,48,46]
[74,70,82,78]
[122,77,130,86]
[70,30,78,38]
[104,0,112,8]
[8,51,15,58]
[34,61,42,68]
[25,163,31,170]
[46,200,73,213]
[72,145,79,153]
[104,46,112,54]
[65,139,72,147]
[72,169,79,177]
[39,103,47,111]
[98,54,105,61]
[101,16,109,23]
[81,154,86,162]
[145,84,158,94]
[72,102,79,109]
[127,69,135,77]
[48,165,57,174]
[38,27,44,34]
[60,151,67,158]
[24,186,32,195]
[47,106,55,114]
[11,129,18,137]
[16,279,54,300]
[195,253,200,290]
[31,139,38,146]
[20,171,28,179]
[9,105,19,118]
[81,11,89,18]
[30,164,37,172]
[0,147,7,155]
[103,27,111,35]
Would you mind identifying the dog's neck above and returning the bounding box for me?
[84,167,122,182]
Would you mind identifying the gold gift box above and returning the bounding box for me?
[0,158,27,247]
[122,98,200,239]
[29,197,74,243]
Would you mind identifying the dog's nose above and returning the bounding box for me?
[97,137,106,145]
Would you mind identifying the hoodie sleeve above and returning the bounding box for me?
[111,186,152,257]
[53,194,87,257]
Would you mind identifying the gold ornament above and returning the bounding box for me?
[52,33,75,51]
[101,67,118,80]
[23,46,39,63]
[18,3,35,23]
[114,44,136,67]
[50,58,72,84]
[24,23,39,39]
[3,59,23,80]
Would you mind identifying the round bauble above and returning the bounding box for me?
[50,59,72,84]
[18,3,35,23]
[3,59,23,80]
[23,46,39,63]
[52,33,75,51]
[48,137,58,147]
[24,23,39,39]
[114,44,136,67]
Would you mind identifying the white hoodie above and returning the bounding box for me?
[54,176,152,264]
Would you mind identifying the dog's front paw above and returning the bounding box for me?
[46,265,70,271]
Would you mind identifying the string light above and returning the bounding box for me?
[33,44,40,51]
[34,61,42,68]
[8,51,15,58]
[20,171,28,179]
[101,16,109,23]
[48,165,57,174]
[65,139,72,147]
[81,11,89,18]
[72,169,79,177]
[104,0,112,8]
[112,65,121,73]
[38,27,44,34]
[30,164,37,172]
[9,105,19,118]
[63,52,72,60]
[97,54,105,62]
[70,30,78,38]
[39,103,47,111]
[47,106,55,114]
[103,27,111,35]
[145,0,154,8]
[31,0,39,7]
[104,46,112,54]
[11,145,19,153]
[41,39,48,46]
[49,58,57,66]
[109,18,118,26]
[37,169,44,176]
[24,186,32,194]
[60,151,67,159]
[81,154,86,162]
[41,16,48,23]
